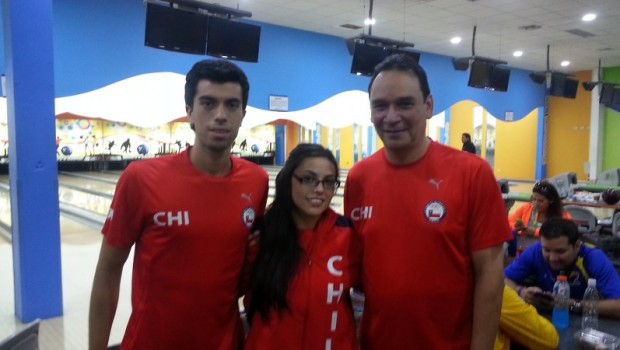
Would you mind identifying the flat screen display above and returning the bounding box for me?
[600,83,615,104]
[144,3,208,55]
[350,43,393,76]
[468,61,493,88]
[562,78,579,99]
[350,43,419,76]
[550,74,567,97]
[612,87,620,105]
[206,17,261,62]
[490,66,510,92]
[550,74,578,98]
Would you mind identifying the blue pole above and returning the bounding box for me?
[3,0,63,321]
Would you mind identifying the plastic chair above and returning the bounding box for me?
[548,172,577,199]
[596,168,620,187]
[0,320,40,350]
[612,212,620,239]
[564,205,599,234]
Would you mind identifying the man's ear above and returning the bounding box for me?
[186,105,194,130]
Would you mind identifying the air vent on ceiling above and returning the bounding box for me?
[518,24,542,31]
[341,23,363,30]
[566,29,595,38]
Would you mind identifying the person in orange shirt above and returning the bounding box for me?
[508,180,571,238]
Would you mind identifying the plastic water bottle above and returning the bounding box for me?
[552,275,570,330]
[582,278,599,330]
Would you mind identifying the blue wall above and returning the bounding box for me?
[3,0,544,119]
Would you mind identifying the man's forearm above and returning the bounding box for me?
[471,246,505,350]
[471,276,503,350]
[598,299,620,318]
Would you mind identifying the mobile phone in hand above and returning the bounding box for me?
[534,291,554,301]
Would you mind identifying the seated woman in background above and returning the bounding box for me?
[494,285,559,350]
[244,143,362,350]
[508,180,571,238]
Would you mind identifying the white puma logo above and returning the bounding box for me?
[241,193,252,202]
[429,179,443,190]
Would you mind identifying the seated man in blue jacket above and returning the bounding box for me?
[505,217,620,318]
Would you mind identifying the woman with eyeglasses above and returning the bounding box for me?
[508,180,571,238]
[244,143,362,350]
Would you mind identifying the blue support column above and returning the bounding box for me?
[366,125,374,156]
[535,102,548,181]
[3,0,63,321]
[275,125,284,166]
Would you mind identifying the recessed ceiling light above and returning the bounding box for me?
[582,13,597,22]
[561,60,570,67]
[364,18,376,26]
[513,50,523,57]
[450,36,462,44]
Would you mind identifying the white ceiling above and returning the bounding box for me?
[201,0,620,74]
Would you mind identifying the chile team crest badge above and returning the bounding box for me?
[424,201,446,223]
[242,207,256,228]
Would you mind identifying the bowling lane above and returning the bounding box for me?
[0,181,10,230]
[0,174,111,231]
[58,174,117,197]
[2,165,346,233]
[58,186,111,216]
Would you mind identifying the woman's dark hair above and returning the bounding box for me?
[533,180,564,218]
[184,59,250,109]
[248,143,339,321]
[540,217,580,244]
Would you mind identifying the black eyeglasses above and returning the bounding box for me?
[293,174,340,191]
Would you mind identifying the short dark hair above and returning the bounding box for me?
[249,143,339,321]
[462,133,472,141]
[184,59,250,109]
[532,180,564,218]
[368,53,431,101]
[540,217,580,244]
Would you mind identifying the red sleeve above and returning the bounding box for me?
[101,163,146,248]
[468,161,513,252]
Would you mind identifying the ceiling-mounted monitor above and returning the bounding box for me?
[467,61,510,91]
[467,61,493,88]
[490,66,510,92]
[206,16,261,62]
[600,83,616,104]
[563,78,579,99]
[600,83,614,104]
[612,87,620,105]
[350,43,420,76]
[550,73,578,99]
[144,3,208,54]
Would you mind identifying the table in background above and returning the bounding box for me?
[554,314,620,349]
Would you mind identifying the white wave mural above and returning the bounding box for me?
[0,72,373,130]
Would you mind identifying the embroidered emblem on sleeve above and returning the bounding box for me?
[242,207,256,228]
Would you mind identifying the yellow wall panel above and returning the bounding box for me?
[546,71,591,181]
[449,100,478,148]
[494,109,538,180]
[320,125,329,147]
[339,125,354,169]
[375,129,384,151]
[284,121,298,158]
